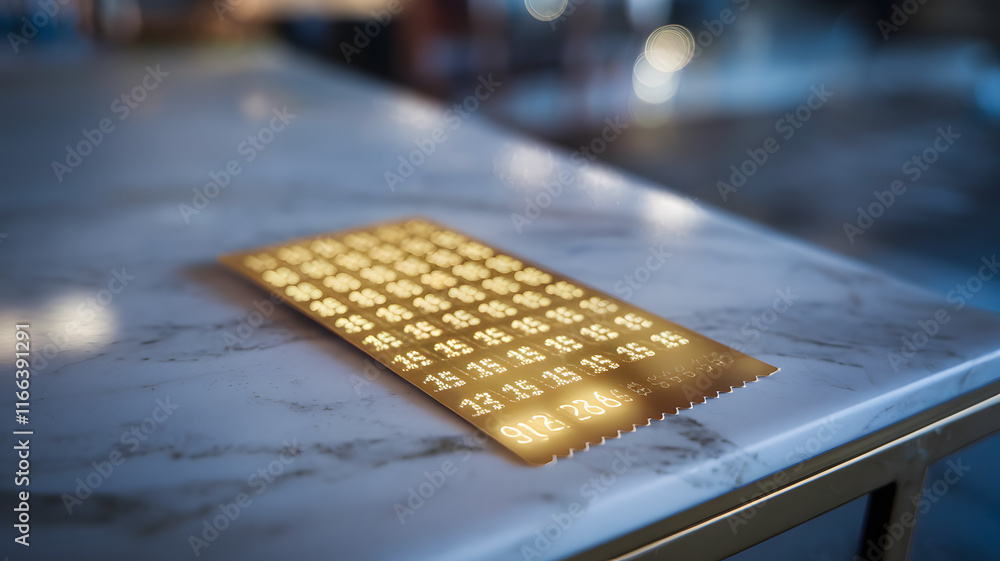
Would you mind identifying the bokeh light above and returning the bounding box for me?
[524,0,569,22]
[644,24,695,73]
[632,53,681,104]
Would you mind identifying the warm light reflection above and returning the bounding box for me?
[221,218,778,465]
[224,0,391,20]
[524,0,569,21]
[384,94,445,129]
[644,24,695,73]
[494,144,556,189]
[240,92,273,120]
[639,190,705,237]
[0,293,118,367]
[578,165,626,204]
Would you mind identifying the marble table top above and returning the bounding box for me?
[2,45,999,561]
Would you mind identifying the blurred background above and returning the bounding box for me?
[3,0,998,309]
[2,0,998,558]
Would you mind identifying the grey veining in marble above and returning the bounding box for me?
[1,45,999,561]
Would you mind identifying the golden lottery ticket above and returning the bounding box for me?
[220,219,778,465]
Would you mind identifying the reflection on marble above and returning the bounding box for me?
[1,46,999,561]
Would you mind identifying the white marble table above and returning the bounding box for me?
[2,45,999,561]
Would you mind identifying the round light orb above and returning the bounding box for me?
[645,24,695,73]
[524,0,569,21]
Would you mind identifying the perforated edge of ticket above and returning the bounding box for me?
[220,218,778,465]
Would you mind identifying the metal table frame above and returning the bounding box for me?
[565,378,1000,561]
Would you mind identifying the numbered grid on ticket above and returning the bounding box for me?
[220,218,778,465]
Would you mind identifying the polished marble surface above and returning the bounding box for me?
[2,45,1000,560]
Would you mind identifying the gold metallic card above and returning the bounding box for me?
[220,218,778,465]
